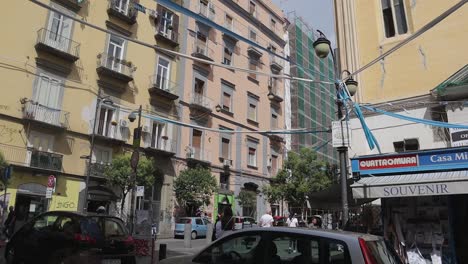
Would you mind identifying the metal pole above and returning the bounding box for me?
[129,105,142,235]
[82,87,102,213]
[330,47,349,228]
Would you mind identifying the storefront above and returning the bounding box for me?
[351,147,468,263]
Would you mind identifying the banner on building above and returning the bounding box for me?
[450,127,468,147]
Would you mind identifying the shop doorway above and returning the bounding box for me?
[15,194,47,231]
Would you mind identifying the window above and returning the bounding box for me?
[248,103,257,121]
[222,92,232,111]
[223,46,233,65]
[160,8,174,38]
[270,235,320,264]
[225,14,234,31]
[249,30,257,43]
[271,113,278,129]
[220,173,229,189]
[113,0,130,14]
[46,9,72,52]
[29,131,54,152]
[151,122,166,149]
[194,234,262,263]
[393,138,419,152]
[106,35,125,72]
[155,57,171,90]
[104,219,126,237]
[194,78,205,95]
[93,147,112,164]
[270,18,277,33]
[249,59,258,80]
[247,139,257,167]
[271,155,278,175]
[32,214,58,231]
[221,137,230,159]
[249,1,257,17]
[327,240,351,264]
[191,129,203,158]
[269,77,279,89]
[97,106,115,137]
[33,74,63,125]
[195,219,204,225]
[381,0,408,38]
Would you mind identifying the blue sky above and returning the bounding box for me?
[271,0,336,46]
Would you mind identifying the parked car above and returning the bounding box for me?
[233,216,257,230]
[161,227,402,264]
[5,211,136,264]
[174,217,211,239]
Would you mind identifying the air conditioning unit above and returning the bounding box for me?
[223,159,232,167]
[142,125,150,133]
[119,119,128,128]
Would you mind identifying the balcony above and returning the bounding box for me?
[107,0,137,25]
[247,45,263,58]
[0,144,63,173]
[148,75,179,101]
[268,125,284,143]
[191,40,215,62]
[88,162,110,179]
[51,0,85,12]
[145,137,176,157]
[96,53,134,83]
[270,55,284,72]
[196,2,215,21]
[268,81,283,103]
[186,146,211,167]
[155,21,179,47]
[30,149,63,172]
[35,28,80,62]
[22,101,70,129]
[189,93,213,113]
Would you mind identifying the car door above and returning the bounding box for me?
[264,231,321,264]
[195,218,206,237]
[193,231,266,264]
[14,213,60,262]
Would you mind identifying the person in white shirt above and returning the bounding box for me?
[286,213,298,227]
[259,210,274,227]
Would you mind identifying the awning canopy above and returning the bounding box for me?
[351,170,468,199]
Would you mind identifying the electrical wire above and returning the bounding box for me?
[29,0,334,86]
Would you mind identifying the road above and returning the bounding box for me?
[0,237,209,264]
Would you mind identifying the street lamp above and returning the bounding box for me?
[128,105,142,235]
[82,90,113,213]
[312,30,359,228]
[267,92,275,100]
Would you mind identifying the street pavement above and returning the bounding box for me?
[0,237,208,264]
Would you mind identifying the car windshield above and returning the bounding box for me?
[366,239,402,264]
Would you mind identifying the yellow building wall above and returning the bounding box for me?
[352,0,468,103]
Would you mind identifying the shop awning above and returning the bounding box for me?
[351,170,468,199]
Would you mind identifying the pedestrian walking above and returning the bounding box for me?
[286,213,298,227]
[259,210,274,227]
[3,206,16,240]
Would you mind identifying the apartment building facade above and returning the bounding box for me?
[0,0,286,237]
[0,0,184,235]
[177,0,286,219]
[335,2,468,261]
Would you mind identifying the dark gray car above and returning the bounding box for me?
[160,227,402,264]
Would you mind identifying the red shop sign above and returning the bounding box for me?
[358,154,419,170]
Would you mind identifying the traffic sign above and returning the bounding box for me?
[47,175,56,188]
[46,187,53,199]
[136,186,144,197]
[332,121,351,148]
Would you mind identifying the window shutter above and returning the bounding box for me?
[173,13,179,35]
[156,5,163,24]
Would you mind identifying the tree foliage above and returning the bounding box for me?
[237,189,257,208]
[104,153,160,213]
[263,148,334,211]
[173,166,218,216]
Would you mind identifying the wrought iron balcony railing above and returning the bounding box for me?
[23,101,70,129]
[35,28,80,61]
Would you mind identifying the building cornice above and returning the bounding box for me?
[221,0,286,47]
